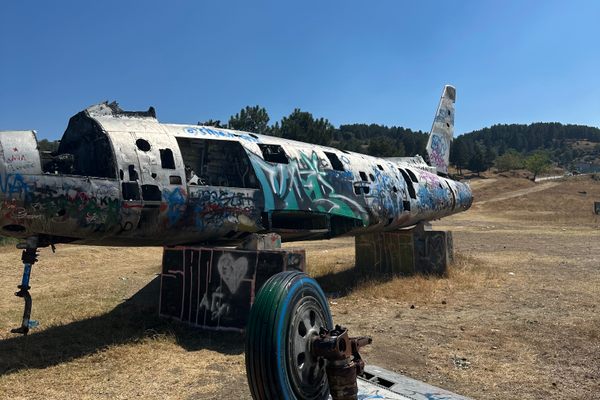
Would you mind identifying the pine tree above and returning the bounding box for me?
[279,109,334,145]
[228,105,270,134]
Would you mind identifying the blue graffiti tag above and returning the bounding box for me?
[182,127,259,143]
[162,187,186,225]
[0,173,29,197]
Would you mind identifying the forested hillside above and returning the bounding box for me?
[451,123,600,173]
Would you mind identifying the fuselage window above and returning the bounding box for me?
[398,168,416,199]
[122,182,140,200]
[406,168,419,183]
[136,138,151,152]
[353,182,370,195]
[258,144,289,164]
[160,148,176,169]
[169,175,182,185]
[359,171,368,182]
[128,165,139,181]
[324,151,345,171]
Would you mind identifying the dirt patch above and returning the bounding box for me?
[1,175,599,399]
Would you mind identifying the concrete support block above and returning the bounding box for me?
[159,245,304,331]
[355,231,416,275]
[355,228,453,276]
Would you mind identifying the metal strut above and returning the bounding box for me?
[311,325,372,400]
[11,237,39,335]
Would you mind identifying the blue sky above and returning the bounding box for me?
[1,1,599,140]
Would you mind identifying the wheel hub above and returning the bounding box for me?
[287,297,328,398]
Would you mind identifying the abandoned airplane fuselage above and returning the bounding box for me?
[0,98,471,247]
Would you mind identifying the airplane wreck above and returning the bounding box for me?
[1,86,472,399]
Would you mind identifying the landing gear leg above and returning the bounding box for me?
[11,236,39,335]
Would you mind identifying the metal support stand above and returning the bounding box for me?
[311,325,372,400]
[11,237,39,335]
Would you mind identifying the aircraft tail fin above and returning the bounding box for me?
[426,85,456,175]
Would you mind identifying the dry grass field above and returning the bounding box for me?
[1,175,599,399]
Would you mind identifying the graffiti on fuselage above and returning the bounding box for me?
[30,179,120,232]
[248,150,369,224]
[182,126,259,144]
[191,188,261,232]
[367,164,407,223]
[0,142,471,244]
[0,173,29,197]
[415,171,449,212]
[449,180,473,210]
[161,187,187,226]
[0,173,121,233]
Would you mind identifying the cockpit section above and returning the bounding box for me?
[41,111,116,178]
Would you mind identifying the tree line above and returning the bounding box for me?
[450,122,600,175]
[216,106,600,176]
[205,105,429,158]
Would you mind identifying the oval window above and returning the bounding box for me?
[136,138,151,152]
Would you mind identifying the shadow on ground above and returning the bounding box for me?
[0,277,244,376]
[1,266,425,376]
[316,265,412,297]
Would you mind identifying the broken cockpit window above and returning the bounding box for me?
[45,111,116,178]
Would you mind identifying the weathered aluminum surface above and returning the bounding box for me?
[0,131,42,176]
[348,365,472,400]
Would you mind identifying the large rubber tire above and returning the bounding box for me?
[245,271,333,400]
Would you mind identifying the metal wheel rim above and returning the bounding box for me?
[287,296,328,398]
